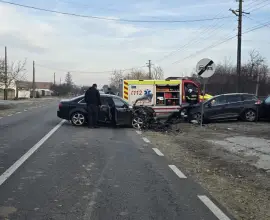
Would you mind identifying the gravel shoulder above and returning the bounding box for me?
[0,98,60,117]
[144,122,270,220]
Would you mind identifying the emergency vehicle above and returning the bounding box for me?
[119,78,200,115]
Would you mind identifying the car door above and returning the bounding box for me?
[261,96,270,119]
[111,97,132,125]
[98,97,110,122]
[77,97,87,111]
[224,94,244,118]
[204,95,227,120]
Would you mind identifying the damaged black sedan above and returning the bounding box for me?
[57,94,134,127]
[181,93,262,123]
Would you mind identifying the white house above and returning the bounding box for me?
[0,80,16,99]
[15,81,31,99]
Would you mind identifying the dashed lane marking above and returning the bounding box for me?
[152,148,164,156]
[0,120,65,186]
[198,195,231,220]
[136,130,142,135]
[7,114,13,117]
[16,112,21,114]
[24,109,27,111]
[168,165,187,179]
[142,137,150,143]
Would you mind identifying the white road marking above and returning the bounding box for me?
[142,137,150,143]
[7,114,13,117]
[16,112,21,114]
[152,148,164,156]
[0,120,65,186]
[136,130,142,135]
[198,195,231,220]
[24,109,27,111]
[168,165,187,179]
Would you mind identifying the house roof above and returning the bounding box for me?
[16,81,32,88]
[35,82,53,89]
[15,81,53,89]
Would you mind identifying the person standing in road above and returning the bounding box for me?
[84,84,101,128]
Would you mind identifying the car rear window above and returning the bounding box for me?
[242,94,258,101]
[226,95,242,103]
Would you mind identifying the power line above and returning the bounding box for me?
[243,20,270,33]
[156,13,235,62]
[245,0,266,10]
[249,0,270,12]
[244,15,270,28]
[35,63,147,74]
[172,20,270,65]
[172,34,237,64]
[55,0,125,13]
[0,0,232,23]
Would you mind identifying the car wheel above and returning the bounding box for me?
[70,112,86,126]
[244,109,256,122]
[192,112,202,123]
[132,116,144,129]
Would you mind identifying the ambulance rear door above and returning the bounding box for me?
[123,80,155,106]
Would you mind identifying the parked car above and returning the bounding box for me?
[57,94,134,127]
[258,95,270,120]
[187,93,261,123]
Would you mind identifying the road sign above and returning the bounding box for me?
[196,58,216,78]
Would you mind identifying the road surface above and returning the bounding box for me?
[0,100,234,220]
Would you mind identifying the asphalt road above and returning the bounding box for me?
[0,100,234,220]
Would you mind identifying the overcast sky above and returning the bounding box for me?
[0,0,269,87]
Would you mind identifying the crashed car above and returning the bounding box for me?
[57,94,159,129]
[258,95,270,120]
[181,93,262,123]
[57,94,133,127]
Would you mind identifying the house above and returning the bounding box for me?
[0,80,16,100]
[15,81,32,99]
[35,82,53,96]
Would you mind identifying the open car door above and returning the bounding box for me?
[110,97,132,125]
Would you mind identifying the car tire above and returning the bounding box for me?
[131,116,144,129]
[70,112,86,126]
[191,112,203,124]
[243,109,257,122]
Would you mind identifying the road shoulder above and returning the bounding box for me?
[144,123,270,220]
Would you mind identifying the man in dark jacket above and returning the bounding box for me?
[106,88,115,95]
[84,84,101,128]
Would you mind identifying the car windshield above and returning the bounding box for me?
[116,96,129,106]
[265,96,270,104]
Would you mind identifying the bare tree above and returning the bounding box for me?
[128,69,148,79]
[152,66,164,79]
[110,70,124,89]
[0,58,27,88]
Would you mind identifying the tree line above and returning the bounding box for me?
[109,66,164,92]
[109,50,270,97]
[191,50,270,97]
[2,49,269,99]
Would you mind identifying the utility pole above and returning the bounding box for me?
[32,61,36,98]
[54,72,56,85]
[146,60,152,79]
[230,1,249,92]
[4,46,8,100]
[60,77,61,85]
